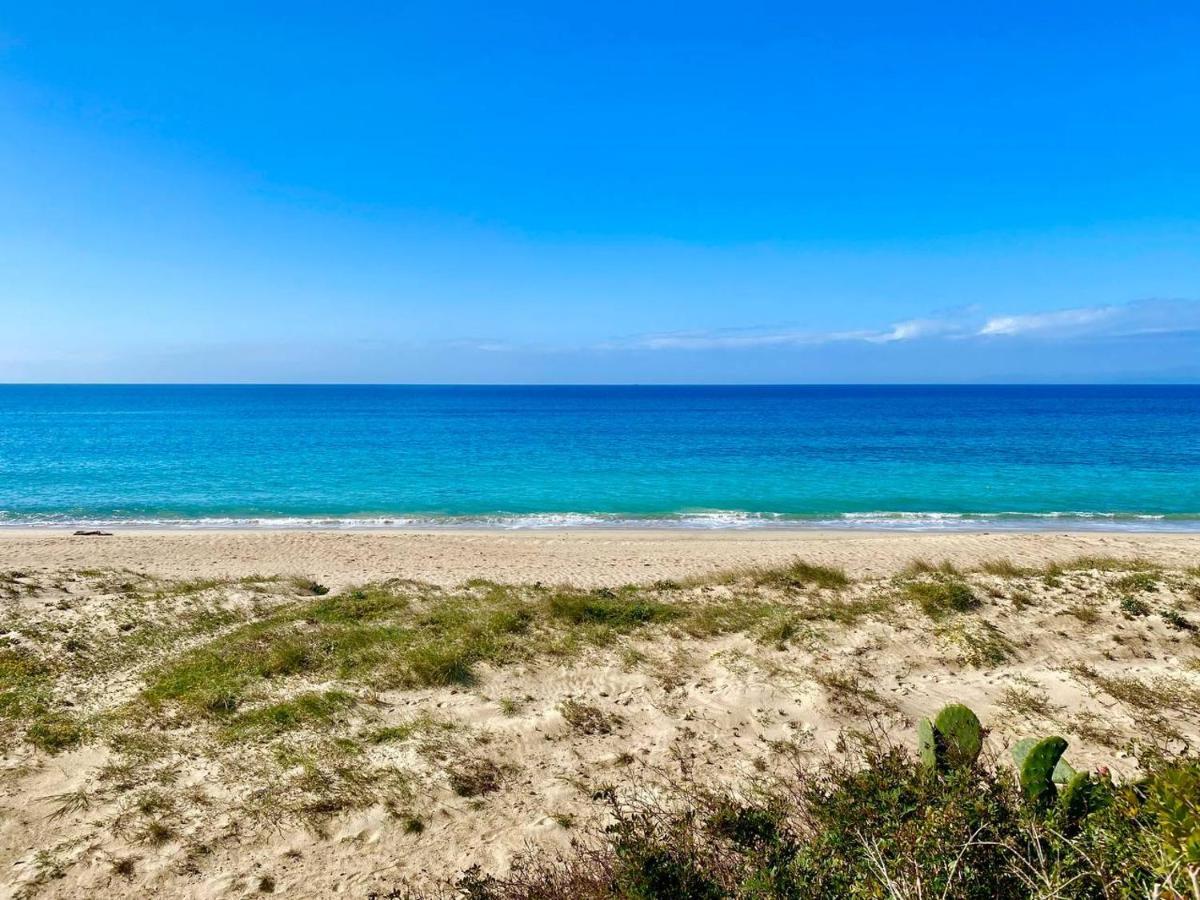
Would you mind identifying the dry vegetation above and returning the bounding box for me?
[0,557,1198,897]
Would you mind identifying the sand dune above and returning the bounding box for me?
[0,532,1197,898]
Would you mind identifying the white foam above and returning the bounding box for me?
[2,509,1199,532]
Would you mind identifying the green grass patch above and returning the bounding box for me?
[901,558,963,578]
[751,560,851,591]
[1113,572,1159,593]
[220,690,356,741]
[903,578,977,619]
[26,712,87,753]
[977,558,1037,578]
[546,587,676,628]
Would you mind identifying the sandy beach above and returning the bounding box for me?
[1,530,1198,898]
[2,527,1197,588]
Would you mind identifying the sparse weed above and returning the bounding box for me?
[559,699,620,736]
[1064,603,1101,625]
[448,758,505,797]
[1114,571,1159,594]
[1120,595,1151,618]
[1161,608,1196,632]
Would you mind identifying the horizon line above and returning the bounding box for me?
[3,382,1200,389]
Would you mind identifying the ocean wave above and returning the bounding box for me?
[2,510,1200,532]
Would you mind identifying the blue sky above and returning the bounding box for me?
[1,2,1198,382]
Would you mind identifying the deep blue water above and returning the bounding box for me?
[1,385,1198,530]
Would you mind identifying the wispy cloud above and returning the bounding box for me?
[977,306,1116,337]
[598,298,1200,353]
[601,316,969,351]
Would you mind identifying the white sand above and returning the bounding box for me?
[1,527,1196,588]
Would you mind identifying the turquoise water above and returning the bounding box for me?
[1,385,1198,530]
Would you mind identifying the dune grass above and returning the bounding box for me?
[903,578,978,619]
[129,565,867,736]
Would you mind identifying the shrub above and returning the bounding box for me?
[423,739,1200,900]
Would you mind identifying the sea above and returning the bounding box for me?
[1,384,1198,531]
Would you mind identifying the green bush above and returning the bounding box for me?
[431,739,1200,900]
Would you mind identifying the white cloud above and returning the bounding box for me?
[865,318,964,343]
[600,298,1200,353]
[604,316,968,351]
[977,306,1115,337]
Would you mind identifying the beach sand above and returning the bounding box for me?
[1,530,1198,898]
[1,527,1197,588]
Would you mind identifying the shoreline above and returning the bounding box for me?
[3,510,1199,532]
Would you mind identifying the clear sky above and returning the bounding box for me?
[2,2,1198,382]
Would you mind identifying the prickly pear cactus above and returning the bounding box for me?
[1053,759,1078,785]
[1012,737,1076,783]
[917,717,938,770]
[1016,736,1068,806]
[1058,770,1095,827]
[933,703,983,769]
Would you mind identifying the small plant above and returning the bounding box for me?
[1113,572,1158,593]
[110,856,137,878]
[138,819,176,846]
[979,558,1035,578]
[1161,608,1196,632]
[998,685,1054,720]
[1120,595,1151,618]
[290,578,329,596]
[559,699,620,735]
[1009,590,1035,610]
[755,560,850,591]
[401,814,425,834]
[44,788,92,821]
[448,758,504,797]
[498,697,524,716]
[1064,604,1101,624]
[902,558,962,577]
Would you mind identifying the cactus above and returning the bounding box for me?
[1058,770,1095,829]
[1015,736,1068,806]
[917,717,938,770]
[1012,737,1076,783]
[1053,758,1078,785]
[917,703,983,771]
[933,704,983,769]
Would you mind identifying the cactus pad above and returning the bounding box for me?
[1012,737,1076,783]
[917,717,937,770]
[1058,771,1095,827]
[1016,736,1068,806]
[933,703,983,769]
